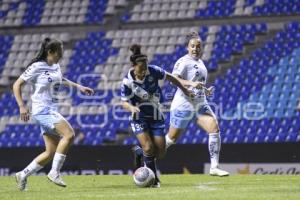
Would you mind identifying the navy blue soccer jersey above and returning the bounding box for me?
[121,65,166,120]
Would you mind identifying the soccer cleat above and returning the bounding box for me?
[15,172,27,191]
[132,146,143,171]
[47,171,67,187]
[151,177,161,188]
[209,167,230,177]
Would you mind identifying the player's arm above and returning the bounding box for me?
[204,86,215,97]
[120,82,140,114]
[174,73,213,96]
[122,101,140,114]
[172,74,204,89]
[62,77,94,95]
[13,77,30,122]
[165,72,196,97]
[171,60,204,89]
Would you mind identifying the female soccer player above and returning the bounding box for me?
[13,38,94,191]
[121,44,201,187]
[165,31,229,176]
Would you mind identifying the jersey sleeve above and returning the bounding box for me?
[120,79,133,101]
[20,64,40,82]
[172,58,186,77]
[151,65,166,80]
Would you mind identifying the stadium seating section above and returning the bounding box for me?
[0,0,299,147]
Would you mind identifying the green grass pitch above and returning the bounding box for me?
[0,175,299,200]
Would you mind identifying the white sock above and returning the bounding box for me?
[21,160,43,179]
[165,134,175,149]
[208,132,221,169]
[50,153,66,173]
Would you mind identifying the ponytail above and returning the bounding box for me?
[26,37,50,68]
[25,37,62,68]
[129,44,147,65]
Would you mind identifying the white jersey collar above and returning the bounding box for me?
[186,54,201,62]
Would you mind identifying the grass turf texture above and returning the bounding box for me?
[0,175,299,200]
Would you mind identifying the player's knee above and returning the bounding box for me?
[44,150,55,159]
[210,125,220,134]
[63,129,75,143]
[142,143,155,155]
[168,134,178,142]
[168,129,182,142]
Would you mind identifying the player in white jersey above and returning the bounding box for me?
[13,38,94,191]
[165,32,229,176]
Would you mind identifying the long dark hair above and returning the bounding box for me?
[129,44,147,65]
[26,37,63,68]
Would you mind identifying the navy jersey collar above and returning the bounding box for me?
[128,67,150,84]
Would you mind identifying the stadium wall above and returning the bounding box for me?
[1,143,299,176]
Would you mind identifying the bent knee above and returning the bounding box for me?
[210,125,220,134]
[63,129,75,142]
[142,143,155,156]
[44,150,56,159]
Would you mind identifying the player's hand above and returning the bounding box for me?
[19,105,30,122]
[182,87,195,98]
[205,86,215,97]
[192,81,205,89]
[130,106,140,114]
[79,86,94,96]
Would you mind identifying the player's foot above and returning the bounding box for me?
[209,167,230,177]
[47,171,67,187]
[132,146,143,171]
[151,177,161,188]
[15,172,27,191]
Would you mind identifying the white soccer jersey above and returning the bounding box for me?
[170,54,208,111]
[20,61,62,115]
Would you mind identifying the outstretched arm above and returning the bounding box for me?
[122,101,140,117]
[13,77,30,122]
[62,77,94,95]
[204,86,215,97]
[173,74,204,89]
[165,72,196,97]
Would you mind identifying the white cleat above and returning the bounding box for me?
[47,171,67,187]
[15,172,27,191]
[209,168,230,177]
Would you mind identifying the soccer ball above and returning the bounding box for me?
[133,167,155,187]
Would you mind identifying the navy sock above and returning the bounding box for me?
[143,154,157,178]
[132,145,143,170]
[133,145,143,156]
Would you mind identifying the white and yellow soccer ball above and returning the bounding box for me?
[133,167,155,187]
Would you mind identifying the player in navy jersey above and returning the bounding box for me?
[13,38,94,191]
[165,31,229,176]
[121,44,202,187]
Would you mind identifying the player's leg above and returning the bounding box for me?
[35,134,60,165]
[15,134,59,191]
[135,132,159,181]
[152,135,164,187]
[166,126,184,149]
[47,118,75,187]
[132,145,144,171]
[150,119,166,159]
[166,109,193,149]
[196,105,229,176]
[153,135,165,159]
[131,120,148,170]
